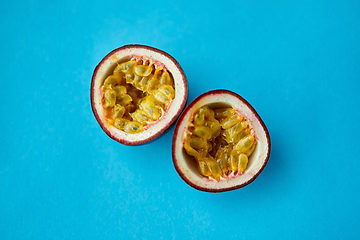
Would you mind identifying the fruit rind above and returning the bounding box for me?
[91,45,188,145]
[172,90,271,192]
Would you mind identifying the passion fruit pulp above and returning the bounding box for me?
[91,45,188,145]
[172,90,271,192]
[183,105,257,181]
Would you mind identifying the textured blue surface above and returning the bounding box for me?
[1,0,360,239]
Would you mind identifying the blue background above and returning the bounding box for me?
[1,0,360,239]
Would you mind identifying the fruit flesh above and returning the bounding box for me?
[100,57,175,134]
[183,106,257,181]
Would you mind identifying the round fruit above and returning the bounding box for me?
[172,90,271,192]
[91,45,188,145]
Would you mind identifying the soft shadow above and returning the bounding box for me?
[202,126,288,205]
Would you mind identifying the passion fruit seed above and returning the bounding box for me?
[183,106,257,181]
[101,58,175,134]
[104,88,116,108]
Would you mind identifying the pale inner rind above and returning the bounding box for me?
[174,94,269,190]
[93,48,187,142]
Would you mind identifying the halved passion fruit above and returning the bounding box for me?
[172,90,270,192]
[91,45,188,145]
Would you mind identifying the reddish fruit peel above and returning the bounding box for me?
[91,45,188,145]
[172,90,271,192]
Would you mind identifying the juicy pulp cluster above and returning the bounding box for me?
[183,106,257,181]
[101,58,175,134]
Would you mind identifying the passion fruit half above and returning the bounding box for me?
[91,45,188,145]
[172,90,270,192]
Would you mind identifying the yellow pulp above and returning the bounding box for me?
[183,106,257,181]
[101,59,175,133]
